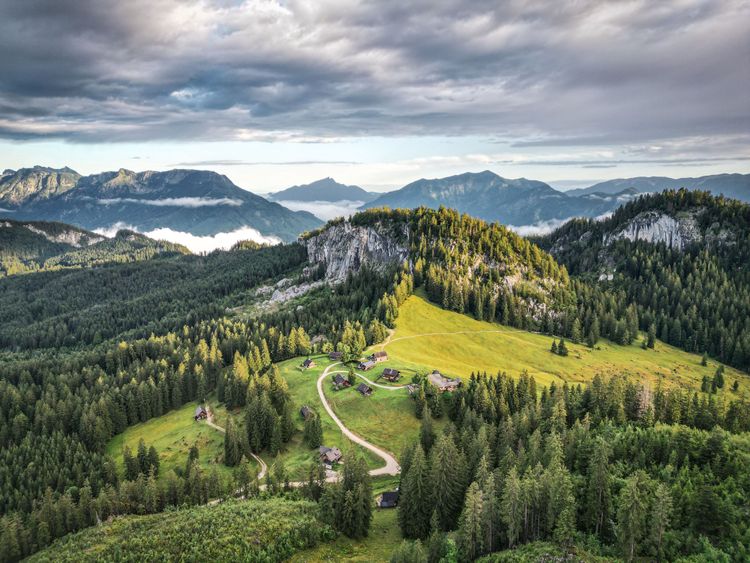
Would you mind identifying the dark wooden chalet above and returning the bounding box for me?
[301,358,316,369]
[382,368,401,382]
[332,374,351,389]
[328,351,343,361]
[194,406,207,420]
[377,491,399,508]
[319,446,343,465]
[300,405,313,420]
[358,359,376,371]
[356,383,373,396]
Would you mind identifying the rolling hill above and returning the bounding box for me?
[0,218,188,277]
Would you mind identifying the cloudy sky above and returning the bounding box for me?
[1,0,748,192]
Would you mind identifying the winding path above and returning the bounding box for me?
[318,363,401,476]
[205,406,268,481]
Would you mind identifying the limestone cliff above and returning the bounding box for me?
[604,210,702,250]
[304,220,409,282]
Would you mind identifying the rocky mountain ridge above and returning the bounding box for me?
[0,166,322,241]
[360,170,640,226]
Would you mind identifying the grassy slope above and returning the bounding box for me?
[266,357,382,478]
[29,498,335,563]
[105,398,236,482]
[383,293,749,397]
[290,475,403,562]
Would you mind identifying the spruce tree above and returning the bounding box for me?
[398,444,432,539]
[616,470,651,562]
[457,482,484,561]
[501,466,523,548]
[429,435,464,531]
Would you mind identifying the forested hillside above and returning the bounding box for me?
[0,219,188,277]
[0,203,748,562]
[536,190,750,371]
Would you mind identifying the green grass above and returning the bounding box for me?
[322,369,442,460]
[290,475,402,562]
[379,292,749,397]
[30,498,336,563]
[105,398,236,482]
[261,356,383,479]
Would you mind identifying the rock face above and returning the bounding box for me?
[605,211,701,250]
[305,221,409,282]
[22,223,104,247]
[0,166,80,206]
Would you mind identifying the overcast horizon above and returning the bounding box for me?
[1,0,748,193]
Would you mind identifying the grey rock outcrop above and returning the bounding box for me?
[305,221,409,282]
[605,210,701,250]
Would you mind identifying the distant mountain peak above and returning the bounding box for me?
[269,177,378,203]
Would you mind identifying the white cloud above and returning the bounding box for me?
[275,199,365,221]
[143,227,281,253]
[94,223,281,253]
[507,218,573,236]
[0,208,14,213]
[96,197,243,207]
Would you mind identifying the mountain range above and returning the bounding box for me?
[566,173,750,201]
[0,167,322,242]
[360,171,750,228]
[2,167,748,244]
[360,170,641,227]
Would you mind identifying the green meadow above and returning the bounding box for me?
[105,398,236,481]
[379,293,749,398]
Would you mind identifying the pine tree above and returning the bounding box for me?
[304,413,323,449]
[419,415,435,454]
[713,365,725,389]
[558,339,569,357]
[647,323,656,349]
[123,446,139,481]
[147,445,160,476]
[701,352,708,366]
[501,466,523,548]
[586,437,611,537]
[650,483,672,560]
[457,482,484,561]
[429,435,464,530]
[616,470,651,561]
[137,438,149,475]
[551,340,558,354]
[398,444,432,539]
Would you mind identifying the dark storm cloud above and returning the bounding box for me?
[0,0,748,152]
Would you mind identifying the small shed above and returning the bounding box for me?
[300,405,313,420]
[358,359,376,371]
[382,368,401,382]
[328,351,343,361]
[194,406,207,420]
[377,491,399,508]
[319,446,342,465]
[301,358,316,369]
[371,351,388,362]
[356,383,373,396]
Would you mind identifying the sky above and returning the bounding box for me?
[1,0,748,193]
